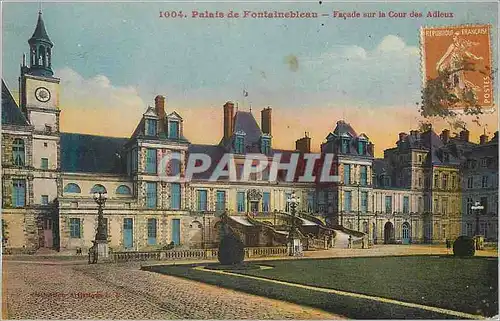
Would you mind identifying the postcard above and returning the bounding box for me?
[1,1,498,320]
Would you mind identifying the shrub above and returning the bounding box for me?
[218,232,245,265]
[453,235,475,257]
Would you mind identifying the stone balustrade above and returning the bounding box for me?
[111,246,288,263]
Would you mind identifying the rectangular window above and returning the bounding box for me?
[344,191,352,212]
[360,191,368,213]
[235,136,245,154]
[442,174,448,189]
[482,176,488,188]
[358,141,364,155]
[341,139,349,154]
[41,195,49,205]
[147,218,157,245]
[145,148,157,174]
[170,183,181,210]
[434,199,439,213]
[132,148,138,172]
[434,175,439,188]
[146,182,157,209]
[344,164,351,185]
[307,192,315,212]
[11,179,26,207]
[69,218,81,238]
[146,119,157,136]
[261,138,271,155]
[360,165,367,185]
[170,152,181,176]
[41,158,49,169]
[467,198,473,215]
[169,121,179,139]
[451,175,456,189]
[403,196,409,214]
[385,196,392,214]
[216,191,226,212]
[467,177,473,189]
[237,192,246,212]
[262,192,270,212]
[285,193,292,212]
[442,198,448,215]
[197,190,208,211]
[480,197,488,215]
[418,197,423,212]
[237,164,244,180]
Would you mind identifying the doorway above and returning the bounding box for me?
[402,222,410,244]
[43,218,53,248]
[123,218,133,249]
[384,222,395,244]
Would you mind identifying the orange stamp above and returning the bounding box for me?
[420,24,494,113]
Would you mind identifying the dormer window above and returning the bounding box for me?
[234,133,245,154]
[169,121,179,139]
[358,141,367,155]
[341,138,349,154]
[260,135,271,155]
[146,119,157,136]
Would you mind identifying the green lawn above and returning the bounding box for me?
[145,255,498,319]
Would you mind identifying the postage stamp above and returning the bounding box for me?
[2,1,499,320]
[420,24,494,113]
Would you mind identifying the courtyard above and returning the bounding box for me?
[2,245,498,319]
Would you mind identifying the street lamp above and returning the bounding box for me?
[471,201,484,236]
[287,192,302,256]
[90,192,108,263]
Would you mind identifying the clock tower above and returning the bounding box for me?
[19,11,60,134]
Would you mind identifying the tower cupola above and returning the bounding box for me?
[27,12,54,77]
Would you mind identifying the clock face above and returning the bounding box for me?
[35,87,51,102]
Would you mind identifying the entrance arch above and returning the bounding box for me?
[384,222,395,244]
[402,222,410,244]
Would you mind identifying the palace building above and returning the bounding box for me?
[2,13,497,254]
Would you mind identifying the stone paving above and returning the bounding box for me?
[2,244,497,319]
[2,260,341,320]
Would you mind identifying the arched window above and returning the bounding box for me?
[90,184,107,194]
[64,183,81,193]
[116,185,131,195]
[12,139,25,166]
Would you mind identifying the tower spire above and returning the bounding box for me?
[27,10,54,77]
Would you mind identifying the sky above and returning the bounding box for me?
[2,1,499,157]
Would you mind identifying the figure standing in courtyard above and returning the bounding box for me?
[348,235,352,249]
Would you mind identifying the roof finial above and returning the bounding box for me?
[39,1,42,14]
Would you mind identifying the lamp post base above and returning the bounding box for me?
[94,239,109,259]
[288,238,303,256]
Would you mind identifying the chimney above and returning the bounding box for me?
[154,95,166,132]
[223,101,235,141]
[459,129,470,142]
[480,134,488,145]
[261,107,272,135]
[398,132,408,142]
[441,129,450,143]
[295,132,311,153]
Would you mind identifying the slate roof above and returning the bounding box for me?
[2,80,29,126]
[225,111,264,153]
[187,144,226,180]
[29,12,52,45]
[322,120,373,156]
[60,133,128,174]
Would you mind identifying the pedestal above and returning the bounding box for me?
[94,239,109,259]
[288,238,303,256]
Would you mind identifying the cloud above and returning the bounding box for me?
[57,67,145,110]
[300,35,421,106]
[56,68,146,137]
